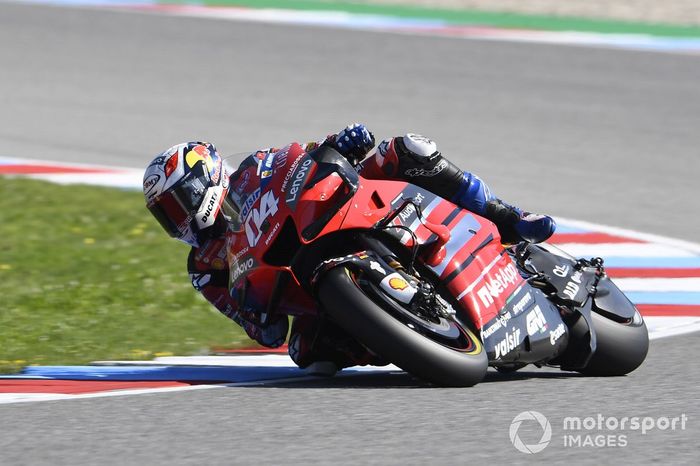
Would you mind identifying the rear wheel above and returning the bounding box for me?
[317,267,488,387]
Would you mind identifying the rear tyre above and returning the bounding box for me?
[317,267,488,387]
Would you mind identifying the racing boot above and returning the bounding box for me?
[483,198,556,245]
[452,170,556,244]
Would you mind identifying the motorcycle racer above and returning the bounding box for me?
[143,124,556,373]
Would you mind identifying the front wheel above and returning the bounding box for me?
[317,267,488,387]
[578,310,649,376]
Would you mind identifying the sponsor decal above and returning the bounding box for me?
[526,305,548,336]
[511,291,533,316]
[405,159,447,177]
[274,149,289,168]
[563,270,584,300]
[186,145,214,172]
[380,272,417,304]
[239,188,261,220]
[142,173,160,195]
[244,190,279,247]
[406,133,435,146]
[553,264,570,278]
[389,277,409,290]
[195,188,221,229]
[495,328,521,359]
[482,311,513,339]
[232,246,249,260]
[477,262,520,308]
[263,151,276,170]
[264,221,281,246]
[231,256,255,282]
[280,153,304,193]
[550,323,566,345]
[285,157,314,211]
[399,204,416,222]
[370,261,386,275]
[211,162,221,184]
[396,193,425,222]
[259,151,276,181]
[391,193,425,223]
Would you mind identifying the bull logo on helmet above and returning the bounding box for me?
[186,145,214,171]
[186,144,222,183]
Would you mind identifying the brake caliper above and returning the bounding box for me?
[409,280,456,320]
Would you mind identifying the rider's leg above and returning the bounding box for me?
[359,133,555,244]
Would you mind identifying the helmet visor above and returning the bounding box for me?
[147,170,209,240]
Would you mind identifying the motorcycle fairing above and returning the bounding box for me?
[338,181,531,331]
[479,285,569,364]
[225,144,555,343]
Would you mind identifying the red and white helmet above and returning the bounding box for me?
[143,142,231,247]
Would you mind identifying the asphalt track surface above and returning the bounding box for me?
[1,3,699,464]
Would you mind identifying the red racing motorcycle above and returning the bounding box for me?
[223,144,649,386]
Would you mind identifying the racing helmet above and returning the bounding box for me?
[143,142,233,247]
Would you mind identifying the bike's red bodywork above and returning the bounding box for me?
[225,143,525,331]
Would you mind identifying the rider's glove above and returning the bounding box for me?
[234,307,289,348]
[334,123,375,164]
[257,316,289,348]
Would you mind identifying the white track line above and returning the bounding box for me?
[615,278,700,292]
[646,317,700,340]
[555,216,700,255]
[27,172,143,189]
[553,243,697,258]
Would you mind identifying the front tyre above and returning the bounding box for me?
[317,267,488,387]
[576,310,649,376]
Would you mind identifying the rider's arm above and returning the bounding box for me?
[187,246,288,348]
[358,134,468,202]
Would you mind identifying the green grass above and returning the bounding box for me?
[0,177,250,374]
[162,0,700,38]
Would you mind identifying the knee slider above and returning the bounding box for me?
[395,133,440,162]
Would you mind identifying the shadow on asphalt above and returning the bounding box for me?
[255,368,584,389]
